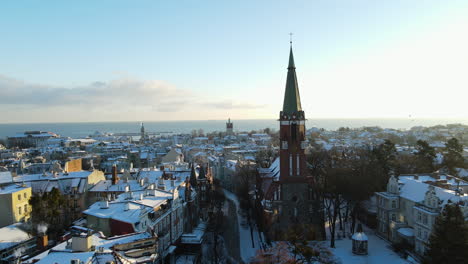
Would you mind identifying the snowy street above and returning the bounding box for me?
[223,189,263,263]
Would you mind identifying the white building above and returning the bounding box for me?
[376,173,468,255]
[7,131,59,148]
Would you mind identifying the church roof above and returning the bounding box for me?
[282,46,302,114]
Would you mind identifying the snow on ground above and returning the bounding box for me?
[224,189,263,263]
[330,226,413,264]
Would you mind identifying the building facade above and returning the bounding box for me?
[0,184,32,228]
[376,173,468,256]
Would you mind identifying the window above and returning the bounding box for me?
[289,155,292,176]
[18,207,22,215]
[296,154,300,176]
[418,212,422,222]
[418,228,421,238]
[24,205,27,213]
[391,214,396,221]
[391,200,396,209]
[23,193,27,199]
[423,214,428,225]
[18,194,21,201]
[281,141,288,150]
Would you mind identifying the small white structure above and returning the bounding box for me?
[352,224,368,255]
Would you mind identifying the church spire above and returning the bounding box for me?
[282,44,302,115]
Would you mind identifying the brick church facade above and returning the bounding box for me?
[258,45,324,240]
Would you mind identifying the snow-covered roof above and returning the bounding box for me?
[180,222,207,244]
[93,232,152,249]
[399,177,468,205]
[84,190,173,224]
[14,170,94,182]
[0,171,13,185]
[89,180,145,193]
[0,224,31,251]
[0,184,29,195]
[258,158,280,180]
[84,201,146,224]
[30,232,154,263]
[351,232,368,241]
[400,174,468,187]
[9,131,58,138]
[397,227,414,237]
[35,252,94,264]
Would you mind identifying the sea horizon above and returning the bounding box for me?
[1,117,467,139]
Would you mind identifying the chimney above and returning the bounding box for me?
[111,164,119,185]
[71,232,93,252]
[100,200,109,209]
[37,234,48,251]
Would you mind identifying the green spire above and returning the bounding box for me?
[198,166,206,179]
[282,46,302,114]
[190,163,197,187]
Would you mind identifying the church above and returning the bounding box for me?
[257,44,324,240]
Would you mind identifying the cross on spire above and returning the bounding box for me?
[289,32,293,46]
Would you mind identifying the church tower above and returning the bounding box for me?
[139,122,146,144]
[226,118,233,135]
[273,44,322,239]
[279,45,307,183]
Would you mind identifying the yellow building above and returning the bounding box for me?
[0,184,32,228]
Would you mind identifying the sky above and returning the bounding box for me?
[0,0,467,123]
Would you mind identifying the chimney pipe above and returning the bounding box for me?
[111,164,119,185]
[37,234,48,251]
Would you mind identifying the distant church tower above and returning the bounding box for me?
[226,118,233,135]
[274,43,322,239]
[140,122,146,144]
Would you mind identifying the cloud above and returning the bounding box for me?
[0,75,189,108]
[204,100,265,110]
[0,75,268,122]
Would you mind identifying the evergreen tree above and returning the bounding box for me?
[442,138,465,175]
[372,140,397,189]
[29,187,72,239]
[415,140,436,172]
[423,204,468,264]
